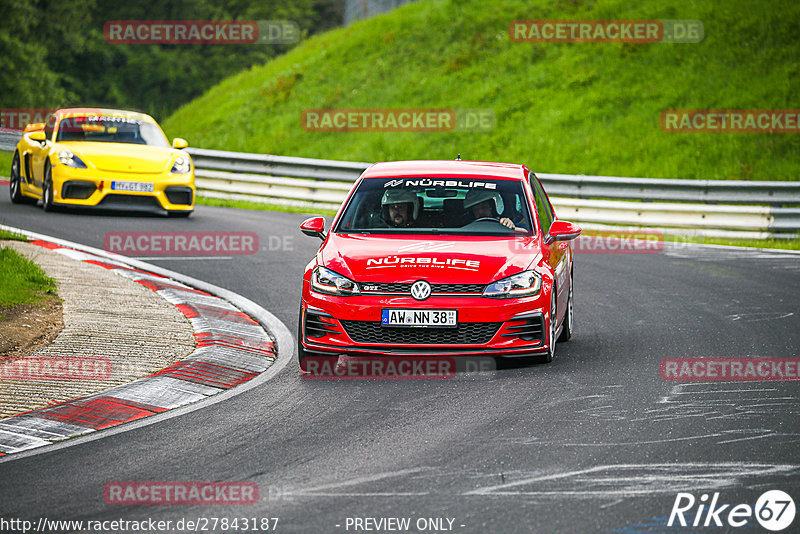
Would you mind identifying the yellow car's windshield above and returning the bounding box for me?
[55,115,169,147]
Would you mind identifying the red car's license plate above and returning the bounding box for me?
[381,309,457,327]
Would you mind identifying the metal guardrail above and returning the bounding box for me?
[186,148,800,207]
[0,131,21,152]
[187,148,370,182]
[186,147,800,238]
[3,132,797,238]
[536,173,800,206]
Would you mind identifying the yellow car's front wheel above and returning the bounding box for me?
[42,162,55,212]
[9,151,31,204]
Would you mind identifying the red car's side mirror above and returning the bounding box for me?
[544,220,581,245]
[300,217,326,240]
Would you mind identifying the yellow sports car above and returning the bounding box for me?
[9,108,195,216]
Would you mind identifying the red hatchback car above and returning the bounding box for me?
[298,160,581,368]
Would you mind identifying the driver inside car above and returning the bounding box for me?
[463,190,520,230]
[380,189,419,228]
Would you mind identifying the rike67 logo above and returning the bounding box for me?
[669,490,796,531]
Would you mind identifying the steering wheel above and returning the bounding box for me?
[471,217,508,226]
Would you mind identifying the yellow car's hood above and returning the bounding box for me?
[56,142,185,174]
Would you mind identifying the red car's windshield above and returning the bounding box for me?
[55,115,169,147]
[335,177,534,235]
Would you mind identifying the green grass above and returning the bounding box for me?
[0,247,58,312]
[582,230,800,250]
[659,234,800,251]
[197,195,338,217]
[0,230,29,242]
[164,0,800,181]
[0,151,12,178]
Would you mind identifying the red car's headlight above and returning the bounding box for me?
[483,270,541,298]
[311,266,360,296]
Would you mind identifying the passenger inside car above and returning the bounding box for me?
[463,190,522,230]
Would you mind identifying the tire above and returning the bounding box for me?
[9,151,26,204]
[42,163,55,212]
[541,287,557,363]
[558,269,573,342]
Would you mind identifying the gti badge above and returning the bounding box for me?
[410,280,432,301]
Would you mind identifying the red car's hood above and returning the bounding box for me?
[320,234,541,284]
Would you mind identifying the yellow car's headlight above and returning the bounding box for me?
[171,156,191,174]
[58,150,87,169]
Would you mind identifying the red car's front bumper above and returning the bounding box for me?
[300,285,552,357]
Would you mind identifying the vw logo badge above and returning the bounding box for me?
[410,280,431,301]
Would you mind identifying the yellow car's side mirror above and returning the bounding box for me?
[172,138,188,149]
[24,122,46,133]
[29,131,47,143]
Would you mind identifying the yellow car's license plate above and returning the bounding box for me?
[111,181,154,193]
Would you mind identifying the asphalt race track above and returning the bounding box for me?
[1,194,800,533]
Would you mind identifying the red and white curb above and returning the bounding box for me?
[0,226,291,459]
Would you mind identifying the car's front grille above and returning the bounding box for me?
[99,194,161,209]
[360,283,484,294]
[305,312,341,339]
[431,283,485,294]
[61,181,96,200]
[165,186,193,205]
[341,320,501,345]
[501,315,545,342]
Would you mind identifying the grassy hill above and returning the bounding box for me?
[163,0,800,180]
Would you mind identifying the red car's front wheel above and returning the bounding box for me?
[558,269,573,342]
[542,287,557,363]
